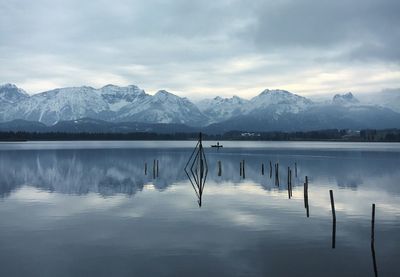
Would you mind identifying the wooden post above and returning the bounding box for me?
[153,159,156,179]
[304,178,309,217]
[261,163,264,175]
[330,190,336,222]
[287,167,291,199]
[371,204,375,243]
[295,162,297,177]
[242,160,246,179]
[276,163,279,186]
[330,188,337,249]
[145,162,147,175]
[289,169,292,198]
[371,203,378,276]
[218,161,222,176]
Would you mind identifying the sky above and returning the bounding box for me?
[0,0,399,99]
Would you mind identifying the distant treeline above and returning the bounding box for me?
[0,129,399,142]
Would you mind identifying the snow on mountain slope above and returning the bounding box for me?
[0,83,30,121]
[1,84,208,126]
[115,90,208,126]
[249,89,313,115]
[198,96,249,123]
[6,86,109,125]
[0,83,29,104]
[100,84,147,112]
[1,83,399,131]
[332,92,360,106]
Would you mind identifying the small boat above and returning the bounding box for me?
[211,142,223,148]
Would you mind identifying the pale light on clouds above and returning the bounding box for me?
[0,0,399,99]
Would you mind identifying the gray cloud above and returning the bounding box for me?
[0,0,399,98]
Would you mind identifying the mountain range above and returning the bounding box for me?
[0,83,399,134]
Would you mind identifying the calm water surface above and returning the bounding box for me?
[0,141,399,276]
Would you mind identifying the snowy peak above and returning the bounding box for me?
[100,84,145,96]
[0,83,29,104]
[249,89,313,114]
[198,95,248,109]
[197,95,249,123]
[332,92,359,105]
[252,89,311,104]
[154,89,174,98]
[100,84,148,111]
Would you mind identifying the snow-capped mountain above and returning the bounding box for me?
[332,92,359,106]
[2,84,206,126]
[248,89,313,115]
[0,83,29,104]
[197,95,249,123]
[0,83,399,132]
[115,90,207,125]
[5,86,109,125]
[198,89,313,123]
[0,84,30,121]
[100,84,147,112]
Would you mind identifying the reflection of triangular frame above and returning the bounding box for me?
[185,133,208,206]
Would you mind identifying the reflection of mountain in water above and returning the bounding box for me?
[0,148,399,198]
[0,149,189,198]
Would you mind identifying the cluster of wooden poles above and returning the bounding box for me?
[144,160,159,179]
[218,158,378,275]
[145,155,379,276]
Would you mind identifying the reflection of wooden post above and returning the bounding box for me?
[261,163,264,175]
[332,219,336,249]
[156,160,159,177]
[218,161,222,176]
[145,162,147,175]
[330,190,336,222]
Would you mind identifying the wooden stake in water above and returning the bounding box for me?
[287,167,291,199]
[261,163,264,175]
[153,159,156,179]
[295,162,297,177]
[276,163,280,186]
[242,160,246,179]
[218,161,222,176]
[371,203,378,277]
[289,169,292,198]
[330,190,336,222]
[303,176,309,217]
[145,162,147,175]
[371,204,376,243]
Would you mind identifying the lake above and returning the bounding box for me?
[0,141,399,276]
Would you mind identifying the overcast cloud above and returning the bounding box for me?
[0,0,399,99]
